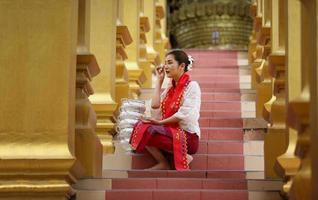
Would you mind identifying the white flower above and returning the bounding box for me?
[187,55,194,71]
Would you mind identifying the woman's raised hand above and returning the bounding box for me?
[155,64,165,83]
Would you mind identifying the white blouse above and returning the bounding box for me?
[151,81,201,138]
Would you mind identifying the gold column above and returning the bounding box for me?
[0,1,77,198]
[289,0,315,199]
[312,0,318,195]
[248,2,258,86]
[250,1,266,90]
[158,0,170,51]
[254,0,273,120]
[143,0,160,88]
[255,53,272,120]
[74,54,102,178]
[115,24,133,103]
[264,0,288,179]
[115,0,133,103]
[311,1,318,197]
[122,0,146,98]
[274,0,301,195]
[88,0,118,153]
[154,2,166,62]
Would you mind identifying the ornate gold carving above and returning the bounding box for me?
[155,3,167,62]
[169,0,253,49]
[288,87,311,200]
[89,93,118,154]
[75,54,102,178]
[264,51,287,178]
[116,24,133,103]
[139,15,153,89]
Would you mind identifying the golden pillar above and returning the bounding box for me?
[264,52,287,178]
[252,0,273,120]
[115,24,133,103]
[88,0,118,153]
[264,0,288,178]
[311,1,318,197]
[115,0,133,103]
[154,2,166,62]
[0,1,77,198]
[248,2,258,87]
[156,0,170,59]
[121,0,146,99]
[274,0,301,195]
[289,0,315,199]
[75,54,103,178]
[143,0,160,88]
[255,54,272,120]
[72,0,103,179]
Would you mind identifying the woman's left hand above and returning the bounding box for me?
[140,116,162,125]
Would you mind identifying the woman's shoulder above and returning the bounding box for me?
[188,80,200,89]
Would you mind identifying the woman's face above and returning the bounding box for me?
[164,54,185,79]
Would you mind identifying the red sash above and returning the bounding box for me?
[130,73,190,170]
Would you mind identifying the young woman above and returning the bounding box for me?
[129,49,201,170]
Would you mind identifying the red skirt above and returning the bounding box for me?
[134,124,199,155]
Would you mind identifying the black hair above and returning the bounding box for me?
[166,49,191,72]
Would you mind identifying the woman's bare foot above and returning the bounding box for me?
[147,161,170,170]
[187,154,193,165]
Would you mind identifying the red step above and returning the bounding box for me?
[200,111,241,118]
[105,189,248,200]
[111,178,247,190]
[200,128,243,141]
[201,87,241,93]
[131,153,244,170]
[189,69,239,75]
[199,82,240,89]
[200,101,241,110]
[199,118,243,128]
[197,140,244,154]
[191,75,239,82]
[127,170,248,179]
[201,93,241,101]
[185,50,238,58]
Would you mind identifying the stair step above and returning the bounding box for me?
[102,169,265,179]
[201,87,241,93]
[193,76,239,83]
[127,170,250,179]
[185,50,238,58]
[111,178,247,190]
[199,82,240,89]
[200,128,243,141]
[105,189,248,200]
[131,153,244,170]
[197,140,243,154]
[200,111,241,118]
[189,70,239,75]
[199,118,243,128]
[201,93,241,101]
[200,101,241,110]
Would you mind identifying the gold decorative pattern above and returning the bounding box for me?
[169,0,253,49]
[74,53,103,178]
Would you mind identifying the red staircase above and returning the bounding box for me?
[106,50,248,200]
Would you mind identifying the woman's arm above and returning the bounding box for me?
[151,79,163,109]
[141,115,181,125]
[151,65,165,109]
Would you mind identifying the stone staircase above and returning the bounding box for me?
[74,50,283,200]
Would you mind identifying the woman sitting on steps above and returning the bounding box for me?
[129,49,201,170]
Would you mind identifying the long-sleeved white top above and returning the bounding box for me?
[151,81,201,138]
